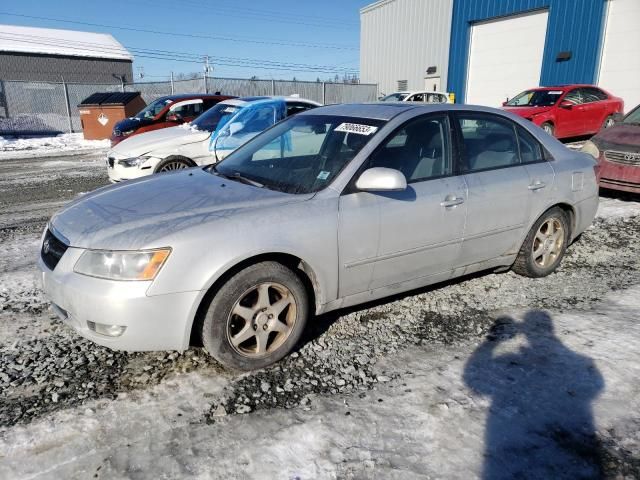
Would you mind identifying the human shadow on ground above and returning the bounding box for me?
[463,310,605,479]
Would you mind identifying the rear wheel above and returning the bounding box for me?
[201,261,309,370]
[512,207,569,278]
[155,157,193,173]
[602,115,615,129]
[541,122,555,137]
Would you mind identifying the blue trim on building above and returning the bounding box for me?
[447,0,607,103]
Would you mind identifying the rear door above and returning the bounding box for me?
[338,114,467,295]
[579,87,610,133]
[556,89,586,137]
[454,112,532,266]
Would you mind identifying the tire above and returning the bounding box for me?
[602,115,615,129]
[201,261,309,370]
[541,122,555,137]
[512,207,569,278]
[155,156,193,173]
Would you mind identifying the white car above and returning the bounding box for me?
[380,91,451,103]
[106,96,320,183]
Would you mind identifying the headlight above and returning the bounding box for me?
[74,248,171,281]
[580,140,600,159]
[118,156,150,168]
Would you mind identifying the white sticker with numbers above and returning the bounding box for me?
[335,123,378,135]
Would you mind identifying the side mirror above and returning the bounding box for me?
[166,113,183,122]
[229,122,244,135]
[502,101,508,107]
[356,167,407,192]
[559,100,573,109]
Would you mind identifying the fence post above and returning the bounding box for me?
[170,72,175,94]
[322,82,326,105]
[203,73,208,94]
[61,77,74,134]
[271,79,276,96]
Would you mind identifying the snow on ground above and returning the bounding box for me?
[1,287,639,479]
[0,134,109,160]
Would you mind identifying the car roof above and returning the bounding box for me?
[218,96,321,108]
[153,93,235,102]
[532,84,599,91]
[388,90,449,95]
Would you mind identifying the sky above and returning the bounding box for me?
[0,0,373,82]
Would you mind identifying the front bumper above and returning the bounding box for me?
[106,155,158,183]
[38,247,200,352]
[597,156,640,194]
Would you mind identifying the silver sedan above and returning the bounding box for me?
[38,103,599,370]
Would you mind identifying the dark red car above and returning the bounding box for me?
[502,85,624,139]
[582,104,640,194]
[110,94,235,146]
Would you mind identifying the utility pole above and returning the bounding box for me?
[203,55,212,93]
[170,71,175,94]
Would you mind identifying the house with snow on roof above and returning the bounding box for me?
[0,24,133,84]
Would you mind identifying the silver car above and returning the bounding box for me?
[38,103,599,370]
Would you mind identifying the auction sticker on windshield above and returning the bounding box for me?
[335,123,378,135]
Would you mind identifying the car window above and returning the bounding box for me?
[516,126,544,163]
[408,93,424,102]
[456,113,520,173]
[366,115,452,182]
[286,102,317,117]
[171,102,205,118]
[562,89,583,105]
[580,87,608,103]
[426,93,445,103]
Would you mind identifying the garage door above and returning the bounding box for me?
[465,10,549,107]
[598,0,640,112]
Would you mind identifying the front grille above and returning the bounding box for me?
[107,156,115,168]
[604,150,640,166]
[601,177,640,188]
[41,229,69,271]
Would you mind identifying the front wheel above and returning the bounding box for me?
[201,262,309,370]
[512,207,569,278]
[541,122,555,137]
[155,157,193,173]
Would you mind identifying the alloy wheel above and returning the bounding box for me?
[532,218,565,268]
[159,161,189,171]
[226,282,297,358]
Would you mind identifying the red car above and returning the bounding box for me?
[110,93,235,146]
[502,85,624,139]
[582,104,640,194]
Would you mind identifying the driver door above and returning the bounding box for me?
[338,114,467,297]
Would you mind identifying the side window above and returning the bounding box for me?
[171,101,204,118]
[286,102,317,117]
[409,93,424,102]
[367,115,451,182]
[456,114,520,172]
[562,89,583,105]
[516,126,544,163]
[581,87,608,102]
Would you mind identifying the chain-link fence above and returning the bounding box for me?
[0,77,378,135]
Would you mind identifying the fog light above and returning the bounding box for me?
[87,321,126,337]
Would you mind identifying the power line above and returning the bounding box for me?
[0,12,358,50]
[0,33,360,74]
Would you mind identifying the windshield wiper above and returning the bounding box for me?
[209,164,263,188]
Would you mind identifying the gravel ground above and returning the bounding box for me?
[0,151,639,478]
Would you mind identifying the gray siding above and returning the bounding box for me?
[0,52,133,83]
[360,0,453,96]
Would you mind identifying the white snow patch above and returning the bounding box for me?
[596,196,640,220]
[0,134,109,160]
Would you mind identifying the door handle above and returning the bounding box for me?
[528,181,546,191]
[440,196,465,207]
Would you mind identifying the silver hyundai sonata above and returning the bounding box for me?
[38,103,599,370]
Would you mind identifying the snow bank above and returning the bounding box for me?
[0,134,109,160]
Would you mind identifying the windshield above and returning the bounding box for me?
[381,93,409,102]
[506,89,565,107]
[624,105,640,124]
[135,98,173,119]
[191,103,241,132]
[212,114,385,194]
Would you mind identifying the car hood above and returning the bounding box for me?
[592,123,640,150]
[113,116,151,133]
[502,106,554,117]
[50,168,312,250]
[109,125,211,158]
